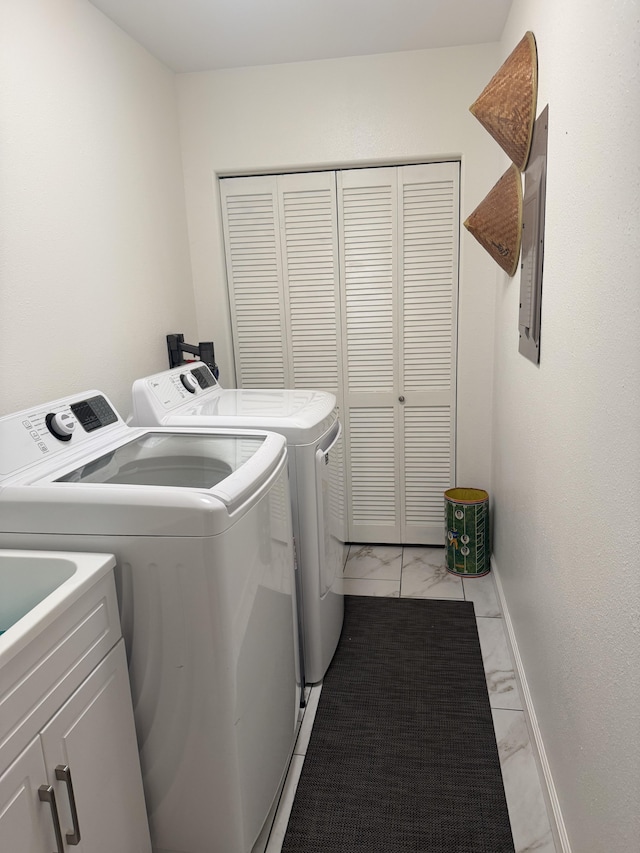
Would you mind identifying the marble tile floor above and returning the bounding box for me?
[265,545,556,853]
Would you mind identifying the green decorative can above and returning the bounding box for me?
[444,488,490,576]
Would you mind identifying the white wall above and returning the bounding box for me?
[492,2,640,851]
[177,45,501,489]
[3,1,637,845]
[0,0,196,418]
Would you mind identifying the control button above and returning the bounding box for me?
[180,373,198,393]
[45,412,77,441]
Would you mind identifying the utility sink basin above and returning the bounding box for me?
[0,549,116,667]
[0,549,121,772]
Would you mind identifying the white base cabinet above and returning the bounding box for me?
[0,562,151,853]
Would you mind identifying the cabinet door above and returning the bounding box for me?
[0,738,53,853]
[40,640,151,853]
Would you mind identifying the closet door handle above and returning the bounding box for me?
[398,395,405,403]
[38,785,65,853]
[55,765,82,845]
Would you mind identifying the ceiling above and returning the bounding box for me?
[87,0,512,73]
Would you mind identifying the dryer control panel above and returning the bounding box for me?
[140,364,222,412]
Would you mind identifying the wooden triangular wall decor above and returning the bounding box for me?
[464,164,523,276]
[470,32,538,171]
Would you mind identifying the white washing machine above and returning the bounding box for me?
[131,363,346,685]
[0,391,300,853]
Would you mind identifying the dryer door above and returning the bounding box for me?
[315,422,344,598]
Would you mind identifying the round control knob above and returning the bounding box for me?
[45,412,77,441]
[180,373,198,393]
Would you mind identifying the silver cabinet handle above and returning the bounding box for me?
[38,785,65,853]
[55,765,82,845]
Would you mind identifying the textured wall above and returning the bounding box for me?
[0,0,196,418]
[492,2,640,851]
[177,45,501,489]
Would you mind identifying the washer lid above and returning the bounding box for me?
[0,430,286,537]
[0,391,288,537]
[56,432,265,492]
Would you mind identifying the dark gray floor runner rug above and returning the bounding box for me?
[281,596,515,853]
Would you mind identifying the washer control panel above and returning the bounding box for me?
[0,393,123,479]
[69,395,118,433]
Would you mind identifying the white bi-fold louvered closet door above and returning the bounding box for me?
[220,162,459,545]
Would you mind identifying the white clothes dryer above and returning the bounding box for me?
[131,363,346,684]
[0,391,300,853]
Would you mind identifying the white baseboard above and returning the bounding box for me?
[490,555,573,853]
